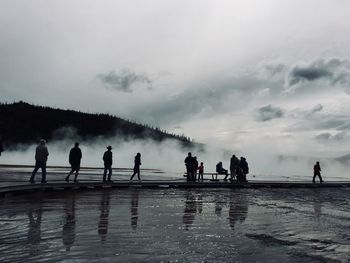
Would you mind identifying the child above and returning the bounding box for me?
[198,162,204,181]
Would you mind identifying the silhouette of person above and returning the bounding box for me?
[184,152,195,181]
[216,162,228,179]
[65,142,82,183]
[193,156,198,181]
[0,137,4,156]
[30,139,49,183]
[130,153,142,181]
[103,146,113,182]
[130,190,139,230]
[313,161,323,183]
[239,157,249,183]
[198,162,204,181]
[98,191,111,242]
[62,194,76,251]
[229,155,239,181]
[27,203,43,256]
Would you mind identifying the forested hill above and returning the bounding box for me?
[0,101,195,148]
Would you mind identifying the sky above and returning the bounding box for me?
[1,0,350,161]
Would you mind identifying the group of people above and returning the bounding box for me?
[184,152,204,181]
[215,155,249,182]
[29,140,142,183]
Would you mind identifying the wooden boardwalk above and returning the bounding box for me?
[1,180,350,196]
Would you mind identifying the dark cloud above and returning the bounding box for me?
[255,104,284,122]
[98,69,152,93]
[311,104,323,114]
[315,132,348,142]
[288,58,350,87]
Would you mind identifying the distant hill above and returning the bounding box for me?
[0,101,198,149]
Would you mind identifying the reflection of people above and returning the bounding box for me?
[98,191,111,242]
[313,193,322,220]
[228,192,248,230]
[131,190,139,230]
[30,139,49,183]
[183,192,197,230]
[62,194,76,251]
[27,203,43,256]
[313,161,323,183]
[130,153,142,181]
[65,142,82,183]
[102,146,113,182]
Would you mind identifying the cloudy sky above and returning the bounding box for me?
[2,0,350,158]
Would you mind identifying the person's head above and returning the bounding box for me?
[75,142,79,147]
[232,154,236,158]
[194,156,197,160]
[200,162,203,165]
[107,145,112,150]
[188,152,192,156]
[316,161,319,164]
[40,139,46,145]
[137,152,141,156]
[219,162,222,165]
[240,157,244,160]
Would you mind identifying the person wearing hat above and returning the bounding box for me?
[30,139,49,183]
[103,146,113,182]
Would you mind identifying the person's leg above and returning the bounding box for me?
[103,166,107,181]
[313,173,316,182]
[30,162,40,182]
[74,168,79,182]
[107,166,112,181]
[66,168,73,182]
[41,162,47,183]
[318,173,323,182]
[137,171,141,181]
[130,172,136,180]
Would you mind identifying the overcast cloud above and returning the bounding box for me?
[1,0,350,168]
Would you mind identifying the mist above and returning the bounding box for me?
[1,136,349,181]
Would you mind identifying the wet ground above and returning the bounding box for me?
[1,187,350,262]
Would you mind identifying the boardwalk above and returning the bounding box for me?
[1,164,349,196]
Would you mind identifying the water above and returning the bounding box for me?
[1,188,350,262]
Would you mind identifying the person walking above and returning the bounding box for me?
[30,139,49,183]
[103,146,113,182]
[65,142,82,183]
[130,153,142,181]
[313,161,323,183]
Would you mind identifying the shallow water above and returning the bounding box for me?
[1,188,350,262]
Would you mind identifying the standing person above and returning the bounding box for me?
[65,142,82,183]
[103,146,113,182]
[130,153,142,181]
[184,152,194,182]
[239,157,249,183]
[193,156,199,181]
[229,155,238,181]
[198,162,204,181]
[313,161,323,183]
[29,139,49,183]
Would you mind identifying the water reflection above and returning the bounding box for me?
[131,190,139,230]
[27,201,43,256]
[312,191,322,220]
[98,191,111,242]
[182,190,203,230]
[62,193,76,251]
[228,192,248,230]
